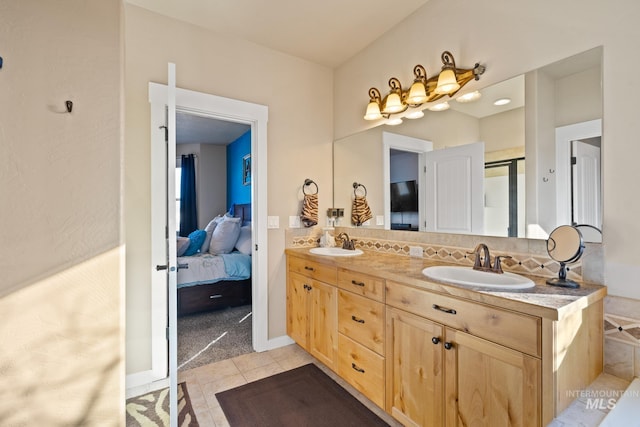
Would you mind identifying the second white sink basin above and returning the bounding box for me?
[309,247,363,257]
[422,266,535,289]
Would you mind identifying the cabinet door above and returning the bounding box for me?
[287,271,310,350]
[309,280,338,370]
[386,307,444,427]
[445,328,540,427]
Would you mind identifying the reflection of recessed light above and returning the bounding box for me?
[405,110,424,119]
[493,98,511,106]
[428,102,450,112]
[386,118,403,126]
[456,91,481,103]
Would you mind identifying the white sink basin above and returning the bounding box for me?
[422,266,535,289]
[309,247,364,257]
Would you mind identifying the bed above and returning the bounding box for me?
[176,203,252,316]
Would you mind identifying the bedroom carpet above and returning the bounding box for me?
[178,305,253,371]
[126,382,198,427]
[215,363,390,427]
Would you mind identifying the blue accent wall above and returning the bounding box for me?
[227,130,251,210]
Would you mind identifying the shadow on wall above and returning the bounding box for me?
[0,248,122,426]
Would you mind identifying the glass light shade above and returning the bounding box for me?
[406,81,428,105]
[456,91,481,103]
[386,117,403,126]
[406,109,424,119]
[382,92,404,114]
[434,68,460,94]
[364,101,383,120]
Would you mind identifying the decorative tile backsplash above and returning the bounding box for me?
[287,226,582,281]
[604,296,640,381]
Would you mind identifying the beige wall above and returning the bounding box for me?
[124,5,334,374]
[334,0,640,299]
[0,0,123,424]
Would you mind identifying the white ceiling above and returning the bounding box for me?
[125,0,430,68]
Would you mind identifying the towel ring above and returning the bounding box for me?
[303,178,318,195]
[353,182,367,197]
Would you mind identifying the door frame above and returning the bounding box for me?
[149,83,269,381]
[555,119,602,228]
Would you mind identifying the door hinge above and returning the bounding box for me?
[571,156,577,165]
[165,327,169,340]
[255,244,258,251]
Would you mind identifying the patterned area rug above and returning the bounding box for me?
[126,383,198,427]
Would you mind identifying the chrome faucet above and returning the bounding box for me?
[336,232,356,250]
[467,243,511,274]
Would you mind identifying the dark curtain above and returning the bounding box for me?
[179,154,198,237]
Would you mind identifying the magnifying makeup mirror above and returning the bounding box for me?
[546,225,585,288]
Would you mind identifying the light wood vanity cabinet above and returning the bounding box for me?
[286,257,338,370]
[286,252,603,427]
[336,269,386,408]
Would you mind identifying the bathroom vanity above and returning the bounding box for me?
[285,248,606,427]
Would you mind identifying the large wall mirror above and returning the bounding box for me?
[333,46,602,241]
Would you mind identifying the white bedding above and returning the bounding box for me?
[177,252,250,288]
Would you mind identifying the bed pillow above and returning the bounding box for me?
[235,225,252,255]
[184,229,206,256]
[200,215,225,253]
[177,236,190,257]
[209,218,241,255]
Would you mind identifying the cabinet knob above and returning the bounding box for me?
[431,337,440,345]
[444,342,453,350]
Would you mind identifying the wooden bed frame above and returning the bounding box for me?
[177,203,252,316]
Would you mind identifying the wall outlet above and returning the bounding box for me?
[289,216,301,228]
[376,215,385,226]
[409,246,423,257]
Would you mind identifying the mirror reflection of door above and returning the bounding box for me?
[424,141,485,234]
[571,137,601,228]
[484,157,525,237]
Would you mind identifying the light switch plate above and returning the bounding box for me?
[267,216,279,229]
[376,215,385,226]
[409,246,423,257]
[289,216,301,228]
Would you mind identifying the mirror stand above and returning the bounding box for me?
[546,262,580,288]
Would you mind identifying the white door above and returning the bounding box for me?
[572,139,601,228]
[425,141,485,234]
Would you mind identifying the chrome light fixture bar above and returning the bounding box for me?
[364,51,485,121]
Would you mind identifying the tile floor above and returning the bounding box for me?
[178,343,401,427]
[178,343,631,427]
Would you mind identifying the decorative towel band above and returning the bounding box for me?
[351,182,372,226]
[301,179,318,227]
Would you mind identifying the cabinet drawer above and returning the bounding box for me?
[338,290,385,355]
[288,256,337,284]
[386,281,541,357]
[337,268,385,302]
[338,334,385,408]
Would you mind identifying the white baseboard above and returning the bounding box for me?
[264,335,295,351]
[126,370,169,399]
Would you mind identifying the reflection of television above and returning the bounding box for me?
[390,180,418,212]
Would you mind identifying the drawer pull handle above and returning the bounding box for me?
[432,304,457,315]
[304,266,315,271]
[351,315,365,324]
[351,280,365,287]
[209,294,223,299]
[444,342,453,350]
[351,363,365,373]
[431,337,440,345]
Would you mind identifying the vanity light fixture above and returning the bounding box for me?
[364,51,485,121]
[386,117,404,126]
[405,109,425,119]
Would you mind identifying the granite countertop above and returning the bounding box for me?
[285,247,607,320]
